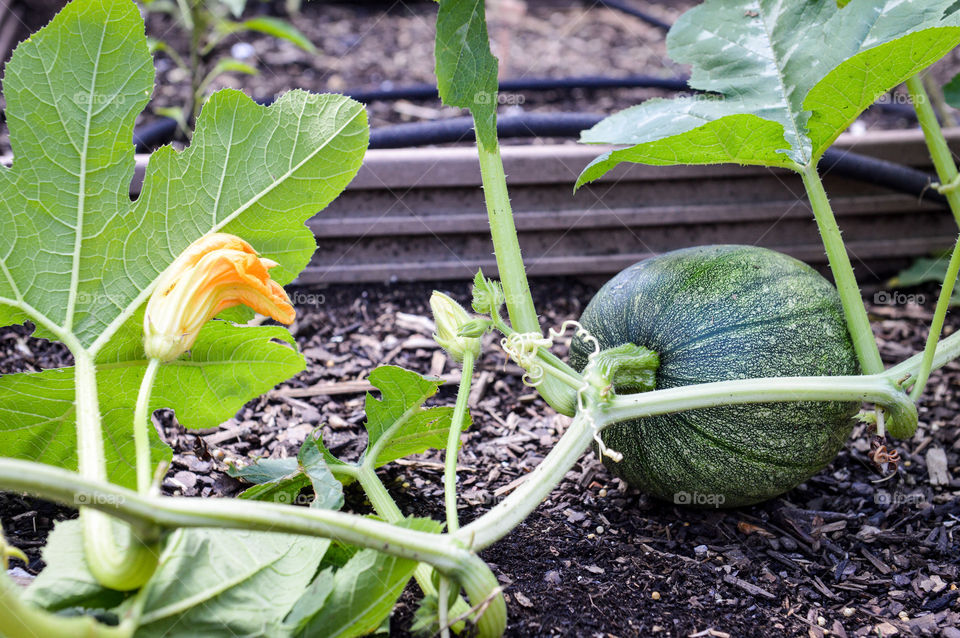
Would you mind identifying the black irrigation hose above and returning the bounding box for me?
[368,113,604,148]
[131,76,917,153]
[133,75,691,152]
[349,74,691,103]
[133,109,943,205]
[133,119,179,153]
[818,147,947,205]
[366,113,947,206]
[503,74,689,93]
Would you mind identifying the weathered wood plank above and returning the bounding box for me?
[2,129,954,284]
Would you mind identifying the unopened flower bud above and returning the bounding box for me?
[430,291,481,363]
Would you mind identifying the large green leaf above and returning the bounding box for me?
[0,0,367,485]
[362,366,465,468]
[283,568,336,633]
[26,520,333,636]
[434,0,499,149]
[102,322,306,430]
[283,518,442,638]
[0,0,153,339]
[0,0,366,348]
[804,1,960,153]
[135,528,329,638]
[0,322,304,488]
[94,86,366,351]
[577,0,960,186]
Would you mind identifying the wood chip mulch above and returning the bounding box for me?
[2,276,958,637]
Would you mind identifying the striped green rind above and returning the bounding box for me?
[571,245,860,507]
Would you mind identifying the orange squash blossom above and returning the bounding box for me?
[143,233,295,361]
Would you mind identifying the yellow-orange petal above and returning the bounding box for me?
[143,234,295,361]
[153,234,256,297]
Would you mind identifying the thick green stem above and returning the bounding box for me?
[356,465,406,523]
[445,353,474,533]
[536,347,582,383]
[134,358,161,494]
[910,237,960,400]
[0,460,452,565]
[438,577,452,638]
[906,75,960,228]
[903,75,960,399]
[357,466,437,595]
[921,73,957,136]
[476,141,536,337]
[800,163,884,375]
[75,352,106,489]
[74,351,159,591]
[475,138,577,415]
[600,375,915,436]
[457,556,507,638]
[885,330,960,385]
[0,459,507,638]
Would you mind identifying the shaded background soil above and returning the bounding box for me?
[139,0,960,134]
[4,0,960,154]
[2,278,959,637]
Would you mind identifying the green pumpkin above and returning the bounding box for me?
[571,245,860,507]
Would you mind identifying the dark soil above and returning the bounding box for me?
[2,277,959,637]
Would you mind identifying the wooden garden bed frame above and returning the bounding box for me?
[3,128,955,285]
